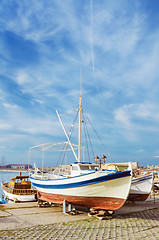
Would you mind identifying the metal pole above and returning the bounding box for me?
[56,110,78,162]
[78,95,82,163]
[42,145,44,172]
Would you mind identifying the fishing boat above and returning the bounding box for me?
[29,95,132,212]
[1,174,37,202]
[127,172,154,201]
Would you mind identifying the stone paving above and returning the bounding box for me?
[0,208,159,240]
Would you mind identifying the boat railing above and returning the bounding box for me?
[2,183,36,195]
[13,189,36,195]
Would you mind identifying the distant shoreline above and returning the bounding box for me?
[0,169,29,173]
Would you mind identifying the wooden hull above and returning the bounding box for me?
[37,191,126,210]
[127,173,153,202]
[127,193,149,202]
[30,170,132,210]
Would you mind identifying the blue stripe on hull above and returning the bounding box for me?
[132,175,153,184]
[31,170,131,190]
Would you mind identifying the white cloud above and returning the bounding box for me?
[16,71,30,85]
[18,118,61,136]
[134,103,155,119]
[113,102,159,142]
[3,103,19,109]
[135,149,144,153]
[114,104,134,129]
[114,102,159,127]
[0,0,159,165]
[31,98,44,105]
[0,123,12,130]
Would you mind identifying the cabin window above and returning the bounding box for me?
[81,166,89,170]
[72,166,79,171]
[91,166,98,169]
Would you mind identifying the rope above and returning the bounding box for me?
[84,111,112,160]
[55,110,79,166]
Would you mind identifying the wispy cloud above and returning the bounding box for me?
[0,0,159,165]
[0,123,12,130]
[3,103,19,109]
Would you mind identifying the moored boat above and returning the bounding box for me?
[127,172,154,201]
[1,175,37,203]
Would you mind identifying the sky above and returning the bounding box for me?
[0,0,159,168]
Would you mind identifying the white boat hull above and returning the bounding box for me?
[30,170,132,210]
[127,173,153,201]
[1,183,36,202]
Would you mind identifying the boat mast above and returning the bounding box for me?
[78,72,82,163]
[78,95,82,163]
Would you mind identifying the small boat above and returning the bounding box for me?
[1,175,37,203]
[127,172,154,201]
[29,95,132,212]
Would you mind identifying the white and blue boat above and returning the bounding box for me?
[29,95,132,211]
[128,172,154,201]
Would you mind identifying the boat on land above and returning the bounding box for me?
[29,95,132,212]
[1,174,37,202]
[127,172,154,201]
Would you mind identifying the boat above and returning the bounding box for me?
[127,172,154,201]
[1,174,37,203]
[29,95,132,212]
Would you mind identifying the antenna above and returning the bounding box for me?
[80,69,82,97]
[78,70,83,162]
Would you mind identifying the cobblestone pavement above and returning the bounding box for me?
[0,208,159,240]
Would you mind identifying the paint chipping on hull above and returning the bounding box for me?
[37,191,126,210]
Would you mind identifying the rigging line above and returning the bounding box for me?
[83,111,95,161]
[84,111,112,159]
[55,142,68,167]
[83,112,91,163]
[61,110,79,165]
[55,143,67,167]
[56,110,79,166]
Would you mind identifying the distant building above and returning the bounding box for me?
[5,164,32,170]
[0,166,5,169]
[102,162,139,171]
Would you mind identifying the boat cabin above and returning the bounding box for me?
[2,176,36,196]
[70,162,99,176]
[9,176,31,192]
[1,175,37,202]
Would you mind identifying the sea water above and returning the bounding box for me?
[0,171,29,202]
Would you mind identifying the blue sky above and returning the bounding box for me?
[0,0,159,167]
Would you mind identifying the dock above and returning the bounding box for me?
[0,195,159,239]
